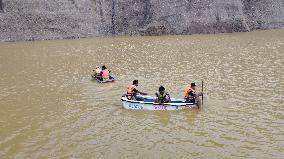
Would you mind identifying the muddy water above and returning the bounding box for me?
[0,30,283,159]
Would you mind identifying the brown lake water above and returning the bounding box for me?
[0,30,283,159]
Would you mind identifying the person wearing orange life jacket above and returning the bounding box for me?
[100,65,110,81]
[127,80,147,100]
[184,82,203,108]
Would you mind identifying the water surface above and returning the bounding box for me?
[0,30,283,158]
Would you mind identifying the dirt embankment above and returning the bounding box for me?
[0,0,283,42]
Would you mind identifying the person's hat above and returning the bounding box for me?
[191,83,196,87]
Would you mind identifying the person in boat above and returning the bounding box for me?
[127,80,147,100]
[93,66,102,79]
[100,65,110,81]
[184,82,203,107]
[154,86,171,104]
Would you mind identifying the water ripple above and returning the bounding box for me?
[0,30,283,159]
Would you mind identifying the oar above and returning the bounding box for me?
[202,80,204,105]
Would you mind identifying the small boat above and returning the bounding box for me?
[121,95,198,110]
[91,75,115,83]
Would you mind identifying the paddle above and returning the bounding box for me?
[202,80,204,105]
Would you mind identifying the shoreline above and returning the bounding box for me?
[1,28,283,43]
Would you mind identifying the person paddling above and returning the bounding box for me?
[184,82,203,108]
[154,86,171,104]
[127,80,147,100]
[100,65,110,81]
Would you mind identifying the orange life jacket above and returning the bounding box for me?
[127,85,137,100]
[95,68,101,74]
[127,85,137,94]
[101,69,109,78]
[184,86,195,99]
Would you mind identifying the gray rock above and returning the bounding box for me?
[0,0,283,41]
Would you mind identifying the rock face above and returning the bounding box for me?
[0,0,283,41]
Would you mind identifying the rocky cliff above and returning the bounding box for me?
[0,0,283,41]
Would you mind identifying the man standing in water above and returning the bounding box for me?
[127,80,147,100]
[184,82,203,108]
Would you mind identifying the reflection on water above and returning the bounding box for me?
[0,29,283,158]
